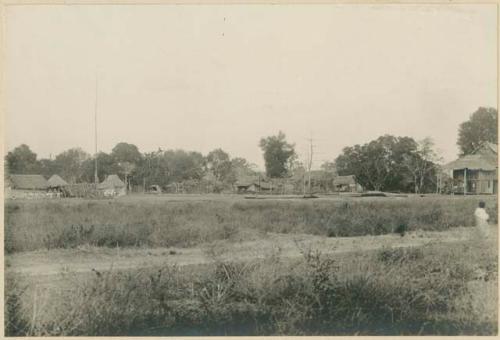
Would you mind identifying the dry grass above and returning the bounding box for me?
[5,195,497,253]
[6,236,497,336]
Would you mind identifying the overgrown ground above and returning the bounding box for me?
[5,194,497,253]
[6,233,497,336]
[4,194,498,336]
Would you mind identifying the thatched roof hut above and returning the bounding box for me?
[333,175,357,186]
[443,142,497,172]
[98,174,125,189]
[48,174,68,188]
[8,175,48,190]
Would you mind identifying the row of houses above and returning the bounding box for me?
[234,142,498,195]
[235,174,363,194]
[5,174,127,199]
[5,143,497,197]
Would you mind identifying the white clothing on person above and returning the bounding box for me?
[474,207,490,237]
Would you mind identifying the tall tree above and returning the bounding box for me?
[335,135,421,192]
[161,149,206,184]
[54,148,90,183]
[402,137,442,193]
[457,107,497,156]
[111,142,142,164]
[82,152,118,183]
[111,143,142,186]
[5,144,39,174]
[229,157,257,181]
[38,158,57,178]
[259,131,296,178]
[206,149,233,183]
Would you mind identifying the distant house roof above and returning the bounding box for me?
[444,143,497,171]
[8,175,49,190]
[333,175,357,186]
[98,174,125,189]
[235,179,271,190]
[48,174,68,187]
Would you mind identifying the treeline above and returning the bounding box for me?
[5,135,441,194]
[335,106,498,193]
[4,143,262,192]
[336,136,441,193]
[4,107,497,194]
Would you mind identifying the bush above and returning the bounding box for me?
[377,246,424,264]
[6,238,497,336]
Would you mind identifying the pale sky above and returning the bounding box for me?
[4,4,497,169]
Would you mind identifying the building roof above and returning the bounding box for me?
[98,174,125,189]
[48,174,68,187]
[443,154,497,171]
[8,174,49,190]
[235,178,271,190]
[333,175,357,186]
[444,143,497,171]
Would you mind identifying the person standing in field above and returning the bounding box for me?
[474,201,490,238]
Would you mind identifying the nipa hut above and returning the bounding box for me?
[48,174,68,188]
[98,174,126,197]
[332,175,363,192]
[7,174,49,199]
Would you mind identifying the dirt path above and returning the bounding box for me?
[7,226,491,279]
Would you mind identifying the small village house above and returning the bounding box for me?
[443,142,497,194]
[98,174,127,197]
[148,184,162,194]
[332,175,363,193]
[235,178,272,194]
[47,174,69,197]
[48,174,68,189]
[6,174,49,199]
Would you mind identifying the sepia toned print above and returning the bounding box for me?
[3,3,498,336]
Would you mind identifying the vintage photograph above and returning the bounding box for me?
[3,3,498,336]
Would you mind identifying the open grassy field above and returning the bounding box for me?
[4,194,498,336]
[5,194,497,253]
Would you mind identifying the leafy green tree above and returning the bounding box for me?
[38,158,57,178]
[135,150,164,188]
[167,150,205,183]
[402,138,442,193]
[119,162,136,190]
[111,143,142,186]
[54,148,90,183]
[206,149,233,183]
[5,144,39,174]
[111,142,142,164]
[82,152,118,183]
[458,107,497,156]
[229,157,257,182]
[336,135,423,192]
[259,131,296,178]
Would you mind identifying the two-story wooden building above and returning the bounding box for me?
[443,142,497,194]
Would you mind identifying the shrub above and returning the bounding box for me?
[6,238,496,336]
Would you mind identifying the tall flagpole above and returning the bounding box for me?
[94,73,99,186]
